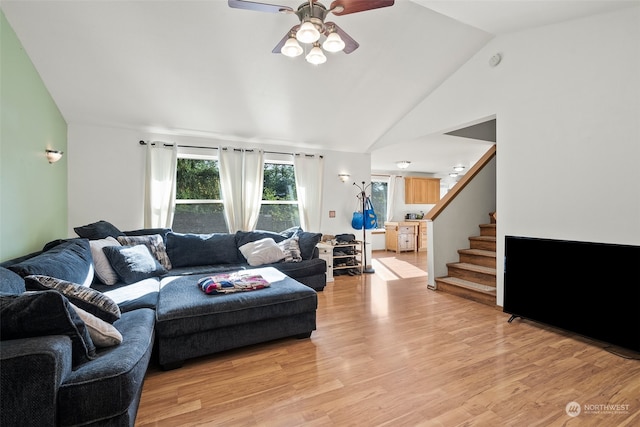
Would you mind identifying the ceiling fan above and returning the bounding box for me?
[228,0,395,64]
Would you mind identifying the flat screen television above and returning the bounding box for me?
[504,235,640,353]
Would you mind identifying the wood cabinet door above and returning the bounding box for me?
[404,177,440,204]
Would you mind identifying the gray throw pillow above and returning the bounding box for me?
[25,275,121,324]
[117,234,172,270]
[102,245,167,284]
[74,220,124,240]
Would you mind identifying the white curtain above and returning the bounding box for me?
[144,142,177,228]
[386,175,398,222]
[294,154,324,231]
[219,148,264,232]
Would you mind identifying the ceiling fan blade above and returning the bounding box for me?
[329,0,394,16]
[272,25,300,54]
[228,0,293,14]
[325,22,359,53]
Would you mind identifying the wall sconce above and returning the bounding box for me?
[338,173,350,183]
[45,149,64,164]
[396,160,411,169]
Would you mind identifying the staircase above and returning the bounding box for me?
[435,213,497,306]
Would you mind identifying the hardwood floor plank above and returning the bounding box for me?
[136,251,640,426]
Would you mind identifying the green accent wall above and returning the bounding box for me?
[1,10,68,261]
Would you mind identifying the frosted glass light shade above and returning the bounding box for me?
[306,45,327,65]
[296,21,320,44]
[323,32,345,53]
[281,37,303,57]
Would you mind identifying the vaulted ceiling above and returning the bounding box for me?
[2,0,636,179]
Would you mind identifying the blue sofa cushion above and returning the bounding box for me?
[123,227,172,242]
[8,239,94,287]
[74,220,124,240]
[166,232,240,267]
[57,308,155,426]
[297,231,322,260]
[102,245,167,284]
[0,267,26,294]
[0,291,96,368]
[25,275,121,323]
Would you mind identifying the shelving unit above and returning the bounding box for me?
[317,241,363,281]
[332,241,363,275]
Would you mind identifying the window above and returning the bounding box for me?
[172,156,301,233]
[172,156,227,233]
[257,162,300,232]
[371,177,388,228]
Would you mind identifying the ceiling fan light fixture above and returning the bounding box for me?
[296,20,320,44]
[323,31,345,53]
[306,44,327,65]
[281,37,303,57]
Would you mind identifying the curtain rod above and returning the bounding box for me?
[138,140,322,158]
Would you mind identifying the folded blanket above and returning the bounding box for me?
[197,273,270,295]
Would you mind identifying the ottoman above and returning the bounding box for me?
[156,267,317,369]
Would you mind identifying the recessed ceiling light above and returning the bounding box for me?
[449,172,458,177]
[453,165,465,172]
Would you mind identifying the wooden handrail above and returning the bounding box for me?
[425,145,496,221]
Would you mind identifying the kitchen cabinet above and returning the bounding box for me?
[404,177,440,204]
[384,222,418,253]
[406,220,427,252]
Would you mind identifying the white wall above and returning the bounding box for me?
[378,7,640,305]
[68,124,371,242]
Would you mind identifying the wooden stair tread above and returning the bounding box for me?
[469,235,496,241]
[436,277,496,294]
[446,262,496,275]
[479,224,496,228]
[458,248,496,257]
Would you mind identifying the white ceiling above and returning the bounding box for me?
[2,0,637,178]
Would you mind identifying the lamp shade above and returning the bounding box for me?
[296,21,320,44]
[281,37,303,57]
[306,45,327,65]
[45,149,63,163]
[323,32,345,53]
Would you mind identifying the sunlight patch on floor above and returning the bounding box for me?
[373,256,428,279]
[370,258,401,281]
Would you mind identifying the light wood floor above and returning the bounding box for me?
[136,251,640,426]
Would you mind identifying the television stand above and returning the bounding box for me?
[507,314,521,323]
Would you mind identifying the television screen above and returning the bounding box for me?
[504,236,640,353]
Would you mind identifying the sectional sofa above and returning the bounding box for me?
[0,221,324,426]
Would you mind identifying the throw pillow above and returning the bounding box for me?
[8,239,94,287]
[297,232,323,260]
[279,226,302,239]
[239,238,285,266]
[0,267,26,295]
[69,303,123,347]
[166,232,240,267]
[278,236,302,263]
[89,236,121,285]
[102,245,167,284]
[117,234,172,270]
[74,220,124,240]
[25,275,121,324]
[0,291,96,368]
[123,228,172,242]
